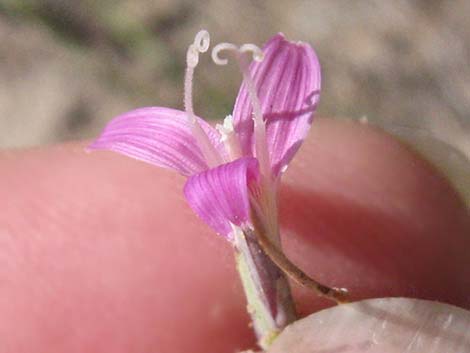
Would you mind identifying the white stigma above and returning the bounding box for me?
[211,40,271,179]
[184,30,223,168]
[185,30,211,118]
[211,42,264,66]
[240,43,264,62]
[211,43,238,65]
[186,30,210,68]
[194,30,210,52]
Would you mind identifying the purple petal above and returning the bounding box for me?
[89,107,225,176]
[233,33,321,176]
[183,157,260,239]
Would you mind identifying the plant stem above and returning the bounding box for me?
[234,227,296,350]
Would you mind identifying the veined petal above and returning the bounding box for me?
[233,33,321,176]
[183,157,260,239]
[89,107,225,176]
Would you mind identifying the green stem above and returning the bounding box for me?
[234,227,296,350]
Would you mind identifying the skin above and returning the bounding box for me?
[0,118,469,352]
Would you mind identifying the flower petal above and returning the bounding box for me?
[89,107,225,176]
[233,33,321,176]
[183,157,260,239]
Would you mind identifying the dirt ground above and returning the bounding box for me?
[1,1,469,201]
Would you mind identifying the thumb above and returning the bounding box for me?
[267,297,470,353]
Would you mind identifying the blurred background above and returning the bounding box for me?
[0,0,469,202]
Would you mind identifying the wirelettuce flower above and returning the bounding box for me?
[89,30,345,349]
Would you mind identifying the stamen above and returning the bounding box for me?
[216,115,242,159]
[211,42,272,179]
[184,30,223,167]
[216,115,235,142]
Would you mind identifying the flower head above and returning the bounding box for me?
[89,30,325,348]
[90,31,320,241]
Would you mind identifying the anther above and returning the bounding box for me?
[216,115,235,142]
[216,115,242,160]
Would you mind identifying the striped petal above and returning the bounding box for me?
[89,107,225,176]
[183,157,260,239]
[233,33,321,176]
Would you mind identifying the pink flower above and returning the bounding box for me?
[90,32,320,241]
[89,30,321,348]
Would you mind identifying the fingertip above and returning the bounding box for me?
[1,143,254,352]
[280,118,470,312]
[268,298,470,353]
